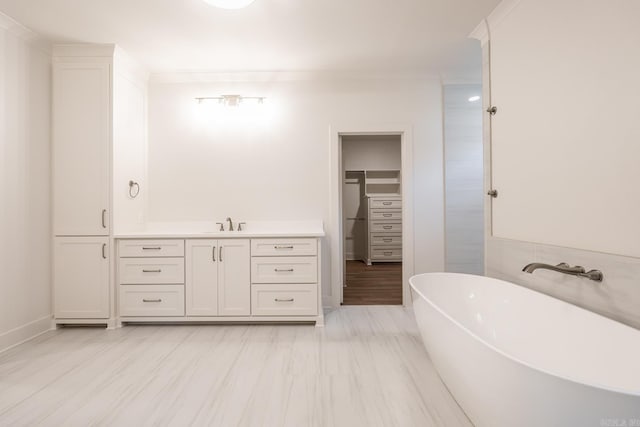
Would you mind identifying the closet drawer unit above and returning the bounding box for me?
[370,222,402,233]
[370,210,402,220]
[119,285,185,317]
[251,256,318,284]
[370,234,402,246]
[251,284,318,316]
[370,199,401,209]
[251,238,317,257]
[118,257,185,284]
[118,240,184,258]
[371,247,402,260]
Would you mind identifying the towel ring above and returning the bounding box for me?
[128,180,140,198]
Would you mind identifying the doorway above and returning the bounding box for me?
[341,135,402,305]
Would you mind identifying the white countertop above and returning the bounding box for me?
[114,220,325,239]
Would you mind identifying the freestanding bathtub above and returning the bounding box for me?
[409,273,640,427]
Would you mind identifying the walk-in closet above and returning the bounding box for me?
[341,135,402,305]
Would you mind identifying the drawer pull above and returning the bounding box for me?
[383,226,393,230]
[384,252,393,256]
[275,268,294,272]
[383,239,393,242]
[383,214,392,217]
[382,202,392,206]
[142,247,162,250]
[274,245,294,249]
[275,298,295,302]
[142,298,162,303]
[142,269,162,273]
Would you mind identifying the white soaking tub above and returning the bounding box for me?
[409,272,640,427]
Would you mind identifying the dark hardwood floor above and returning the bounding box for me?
[342,260,402,305]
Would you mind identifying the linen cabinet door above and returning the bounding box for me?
[185,239,218,316]
[53,61,111,236]
[218,239,251,316]
[54,236,110,319]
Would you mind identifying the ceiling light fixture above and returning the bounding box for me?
[202,0,256,9]
[196,95,265,107]
[468,96,481,102]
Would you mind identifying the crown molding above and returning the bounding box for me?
[0,11,51,54]
[469,0,522,44]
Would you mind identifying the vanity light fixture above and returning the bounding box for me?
[468,95,481,102]
[202,0,256,9]
[196,95,265,107]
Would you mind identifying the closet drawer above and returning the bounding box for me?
[370,234,402,246]
[119,285,185,317]
[371,247,402,260]
[370,210,402,220]
[251,284,318,316]
[251,238,317,257]
[118,257,185,284]
[370,199,401,209]
[370,222,402,233]
[118,240,184,258]
[251,257,317,284]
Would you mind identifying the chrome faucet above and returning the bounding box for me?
[226,217,234,232]
[522,262,603,282]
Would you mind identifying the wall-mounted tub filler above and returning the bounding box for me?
[522,262,603,282]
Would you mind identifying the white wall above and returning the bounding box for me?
[477,0,640,329]
[147,75,445,304]
[0,15,52,350]
[444,84,483,274]
[342,135,401,171]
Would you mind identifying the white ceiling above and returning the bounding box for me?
[0,0,500,78]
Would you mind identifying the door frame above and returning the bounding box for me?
[330,124,414,308]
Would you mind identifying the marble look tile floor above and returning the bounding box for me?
[0,306,471,427]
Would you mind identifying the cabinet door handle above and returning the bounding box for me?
[142,247,161,250]
[383,239,392,243]
[275,298,294,302]
[275,268,294,272]
[102,243,107,259]
[142,269,162,273]
[143,299,162,303]
[219,246,223,262]
[102,209,107,228]
[384,252,393,256]
[383,214,392,217]
[382,202,392,206]
[274,245,294,249]
[212,246,216,262]
[383,226,392,230]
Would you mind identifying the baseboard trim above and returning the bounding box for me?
[0,315,54,354]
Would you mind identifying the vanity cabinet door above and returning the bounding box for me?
[185,239,218,316]
[218,239,251,316]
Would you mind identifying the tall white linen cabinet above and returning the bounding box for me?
[53,45,148,327]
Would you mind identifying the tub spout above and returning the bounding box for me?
[522,262,603,282]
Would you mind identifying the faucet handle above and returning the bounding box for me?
[238,222,246,231]
[216,222,224,232]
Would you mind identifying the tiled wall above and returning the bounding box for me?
[444,84,484,275]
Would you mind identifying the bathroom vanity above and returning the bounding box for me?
[114,228,324,326]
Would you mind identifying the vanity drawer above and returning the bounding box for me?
[371,247,402,260]
[370,222,402,233]
[370,199,401,209]
[118,257,185,284]
[118,240,184,258]
[251,284,318,316]
[251,257,317,284]
[370,210,402,220]
[370,234,402,246]
[251,238,317,257]
[119,285,185,317]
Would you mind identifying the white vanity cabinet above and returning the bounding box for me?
[185,239,251,316]
[54,237,110,319]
